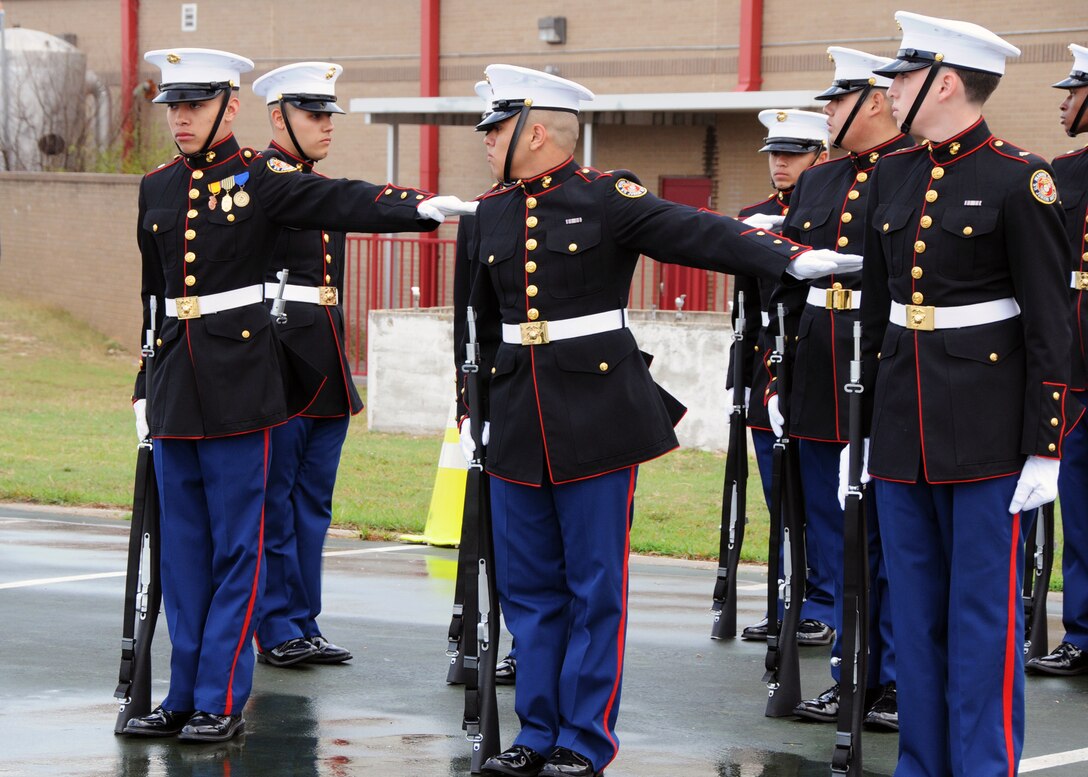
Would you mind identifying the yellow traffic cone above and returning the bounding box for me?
[400,403,467,547]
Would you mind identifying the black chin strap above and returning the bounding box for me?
[834,84,873,149]
[181,89,231,161]
[278,100,313,164]
[1068,91,1088,138]
[503,104,533,185]
[899,66,942,137]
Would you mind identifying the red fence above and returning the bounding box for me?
[342,227,731,375]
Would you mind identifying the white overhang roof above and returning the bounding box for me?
[350,90,824,126]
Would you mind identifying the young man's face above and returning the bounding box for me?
[1059,87,1088,136]
[767,150,818,190]
[887,67,933,135]
[165,95,235,154]
[283,104,335,161]
[822,91,863,148]
[482,117,516,182]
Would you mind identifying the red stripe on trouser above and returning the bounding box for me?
[600,467,636,768]
[1002,510,1021,777]
[223,429,269,714]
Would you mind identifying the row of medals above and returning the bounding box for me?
[208,173,250,212]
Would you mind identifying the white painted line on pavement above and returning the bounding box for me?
[0,571,126,590]
[322,545,419,558]
[1021,747,1088,772]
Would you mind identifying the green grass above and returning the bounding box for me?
[0,294,1065,589]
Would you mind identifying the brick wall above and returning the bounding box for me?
[0,172,142,349]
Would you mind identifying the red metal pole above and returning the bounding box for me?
[735,0,763,92]
[120,0,139,161]
[418,0,441,307]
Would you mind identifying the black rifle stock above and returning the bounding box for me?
[831,320,870,775]
[460,306,501,773]
[712,291,749,640]
[763,303,805,717]
[114,296,163,733]
[1023,502,1054,661]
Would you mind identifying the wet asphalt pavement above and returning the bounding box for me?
[2,503,1087,777]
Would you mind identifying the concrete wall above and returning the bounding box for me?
[368,308,734,451]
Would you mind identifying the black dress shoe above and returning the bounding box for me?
[1026,641,1088,676]
[495,654,517,685]
[793,683,840,722]
[306,635,353,664]
[177,711,245,742]
[863,682,899,731]
[796,619,835,646]
[741,616,769,641]
[257,637,318,667]
[540,747,601,777]
[122,706,194,737]
[481,744,548,776]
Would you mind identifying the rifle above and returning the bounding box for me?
[711,291,748,640]
[1022,502,1055,661]
[114,296,163,733]
[763,303,806,717]
[831,321,870,775]
[459,306,501,773]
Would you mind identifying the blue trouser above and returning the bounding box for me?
[155,431,269,715]
[490,467,636,772]
[875,476,1025,777]
[752,430,835,625]
[1058,410,1088,650]
[257,415,350,648]
[796,439,895,687]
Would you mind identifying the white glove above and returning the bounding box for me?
[837,438,871,510]
[743,213,786,231]
[133,398,149,442]
[459,420,490,463]
[768,394,785,438]
[1009,455,1060,514]
[786,249,864,279]
[744,387,751,412]
[418,195,478,224]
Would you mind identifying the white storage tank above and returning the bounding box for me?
[0,27,109,171]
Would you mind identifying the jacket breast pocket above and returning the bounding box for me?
[937,206,1000,281]
[205,204,256,261]
[479,229,520,307]
[873,203,915,277]
[544,221,603,298]
[791,205,835,242]
[143,208,180,269]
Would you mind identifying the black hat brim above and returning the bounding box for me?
[152,84,228,104]
[475,108,521,131]
[284,98,345,114]
[872,58,931,78]
[1053,75,1088,89]
[815,84,866,101]
[760,139,825,153]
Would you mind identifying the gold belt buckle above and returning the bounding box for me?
[825,288,853,311]
[318,286,338,306]
[905,304,935,331]
[175,296,201,319]
[520,320,550,346]
[1077,272,1088,291]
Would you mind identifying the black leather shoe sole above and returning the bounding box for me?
[864,712,900,732]
[792,703,838,723]
[122,710,193,737]
[1026,659,1088,676]
[307,649,353,664]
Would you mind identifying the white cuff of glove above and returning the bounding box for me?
[1009,455,1060,514]
[133,398,149,442]
[786,249,864,280]
[837,438,871,510]
[744,387,751,412]
[422,194,478,217]
[768,394,784,438]
[416,201,445,224]
[459,420,490,463]
[742,213,785,231]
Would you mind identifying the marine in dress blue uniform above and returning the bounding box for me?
[123,48,447,742]
[856,14,1071,775]
[731,109,837,645]
[1027,43,1088,677]
[770,46,909,729]
[457,64,861,777]
[249,62,357,668]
